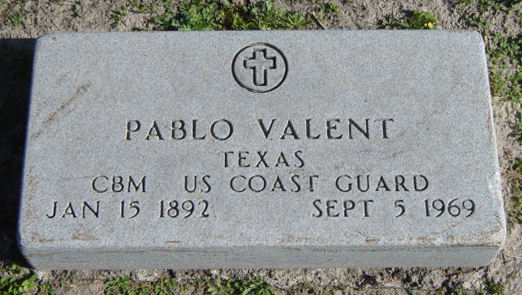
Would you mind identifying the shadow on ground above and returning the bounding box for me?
[0,38,35,266]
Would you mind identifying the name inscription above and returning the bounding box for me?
[124,118,394,141]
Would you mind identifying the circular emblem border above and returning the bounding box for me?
[231,42,288,93]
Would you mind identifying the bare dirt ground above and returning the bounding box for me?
[1,0,522,294]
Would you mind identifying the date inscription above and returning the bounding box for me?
[311,198,476,218]
[46,199,210,219]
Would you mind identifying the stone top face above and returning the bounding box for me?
[19,31,505,269]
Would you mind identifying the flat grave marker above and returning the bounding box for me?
[19,31,506,269]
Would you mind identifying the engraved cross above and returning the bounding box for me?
[244,49,276,86]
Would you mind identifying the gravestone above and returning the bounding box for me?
[19,31,506,270]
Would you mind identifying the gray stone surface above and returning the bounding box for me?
[19,31,505,270]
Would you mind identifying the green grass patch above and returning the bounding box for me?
[461,0,522,104]
[105,276,188,295]
[208,277,278,295]
[0,0,33,28]
[152,0,310,31]
[487,33,522,103]
[315,2,340,14]
[111,4,129,27]
[513,113,522,143]
[484,280,505,295]
[111,0,153,27]
[0,262,53,295]
[507,158,522,225]
[104,276,278,295]
[410,280,504,294]
[381,10,438,29]
[461,0,522,13]
[468,15,491,30]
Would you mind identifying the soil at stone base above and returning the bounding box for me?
[1,0,522,294]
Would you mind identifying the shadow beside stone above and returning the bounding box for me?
[0,38,36,266]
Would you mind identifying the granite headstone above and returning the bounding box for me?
[19,31,506,269]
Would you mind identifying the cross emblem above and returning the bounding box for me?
[244,49,277,86]
[232,43,287,93]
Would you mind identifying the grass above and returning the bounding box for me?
[0,264,505,295]
[111,4,129,27]
[513,114,522,142]
[207,277,278,295]
[381,10,438,29]
[487,33,522,103]
[0,266,281,295]
[406,11,438,29]
[0,262,52,295]
[3,10,27,27]
[315,2,340,14]
[111,0,152,28]
[460,0,522,13]
[73,0,84,18]
[468,15,491,30]
[507,158,522,225]
[484,281,505,295]
[151,0,310,31]
[0,0,32,28]
[461,0,522,104]
[104,276,278,295]
[409,280,504,294]
[105,276,191,295]
[111,0,312,30]
[128,0,150,13]
[286,282,335,295]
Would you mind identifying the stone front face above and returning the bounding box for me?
[19,31,505,270]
